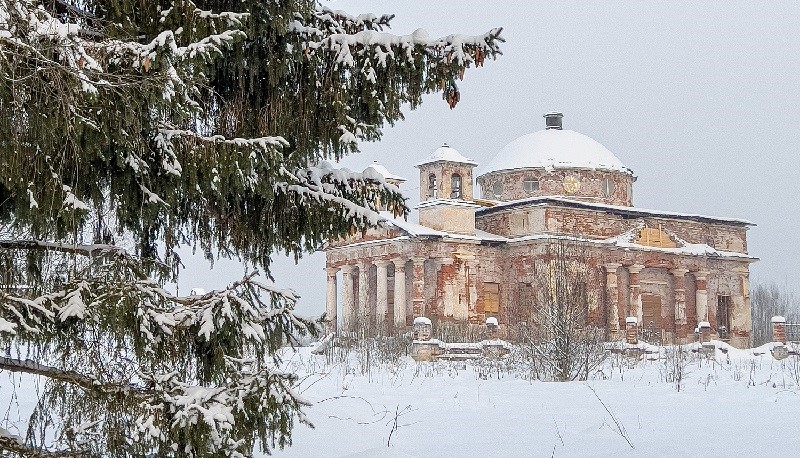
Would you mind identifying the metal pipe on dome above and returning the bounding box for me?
[544,112,563,130]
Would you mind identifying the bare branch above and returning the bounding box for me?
[0,357,146,398]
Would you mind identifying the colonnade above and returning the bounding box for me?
[326,258,422,332]
[602,264,740,334]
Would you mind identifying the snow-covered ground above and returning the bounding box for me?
[277,342,800,457]
[3,342,800,457]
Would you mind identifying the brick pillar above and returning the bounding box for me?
[412,258,426,320]
[694,270,710,323]
[466,260,479,323]
[772,316,787,344]
[627,264,644,323]
[374,260,391,335]
[604,263,621,334]
[625,317,638,344]
[734,266,753,347]
[393,259,407,329]
[434,257,454,320]
[325,267,339,332]
[341,265,356,332]
[671,268,689,327]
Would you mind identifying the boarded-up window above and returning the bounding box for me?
[636,227,677,248]
[483,282,500,315]
[717,295,731,332]
[641,294,661,328]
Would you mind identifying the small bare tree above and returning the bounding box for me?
[524,239,607,381]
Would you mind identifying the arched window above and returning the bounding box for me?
[602,178,615,197]
[451,173,462,199]
[428,174,437,199]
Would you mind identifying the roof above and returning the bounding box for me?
[416,144,477,167]
[363,161,407,182]
[476,196,755,226]
[478,129,632,177]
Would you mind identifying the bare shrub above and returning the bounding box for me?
[660,345,691,392]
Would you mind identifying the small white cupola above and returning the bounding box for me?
[363,161,407,187]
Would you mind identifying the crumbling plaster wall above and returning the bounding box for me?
[476,206,748,254]
[477,168,634,206]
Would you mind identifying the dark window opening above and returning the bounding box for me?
[451,173,462,199]
[717,295,731,339]
[428,174,437,199]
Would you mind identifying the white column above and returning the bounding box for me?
[604,263,621,332]
[358,262,370,332]
[393,259,407,328]
[325,267,339,332]
[627,264,644,323]
[670,268,689,325]
[375,260,390,334]
[341,265,355,332]
[412,258,426,319]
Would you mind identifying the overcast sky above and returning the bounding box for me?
[180,1,800,317]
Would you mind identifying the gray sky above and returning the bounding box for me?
[180,1,800,317]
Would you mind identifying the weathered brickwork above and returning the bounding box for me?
[324,123,755,348]
[476,205,748,254]
[419,161,475,201]
[477,168,634,206]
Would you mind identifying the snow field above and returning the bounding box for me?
[277,343,800,458]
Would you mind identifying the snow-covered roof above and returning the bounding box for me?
[416,144,477,167]
[328,211,753,261]
[376,212,505,242]
[363,161,407,182]
[415,198,481,210]
[479,129,632,176]
[477,196,755,226]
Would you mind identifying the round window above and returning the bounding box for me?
[523,178,539,194]
[602,178,615,197]
[492,181,504,197]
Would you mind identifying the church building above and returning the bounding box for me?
[324,113,756,347]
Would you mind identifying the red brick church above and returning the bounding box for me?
[324,113,755,347]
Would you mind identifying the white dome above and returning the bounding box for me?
[480,129,631,176]
[416,144,477,167]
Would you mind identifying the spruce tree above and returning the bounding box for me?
[0,0,502,455]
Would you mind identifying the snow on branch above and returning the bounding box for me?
[277,161,406,228]
[0,356,145,398]
[289,6,504,68]
[0,239,127,257]
[133,366,309,456]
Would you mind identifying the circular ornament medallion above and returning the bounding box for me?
[563,176,580,194]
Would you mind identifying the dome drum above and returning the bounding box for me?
[478,168,634,206]
[477,114,635,206]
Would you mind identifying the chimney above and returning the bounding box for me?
[544,112,563,130]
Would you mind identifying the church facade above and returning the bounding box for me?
[324,113,756,347]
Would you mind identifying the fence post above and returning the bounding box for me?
[772,316,786,344]
[698,321,711,344]
[625,317,638,345]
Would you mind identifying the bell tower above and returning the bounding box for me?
[416,144,477,202]
[415,144,480,235]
